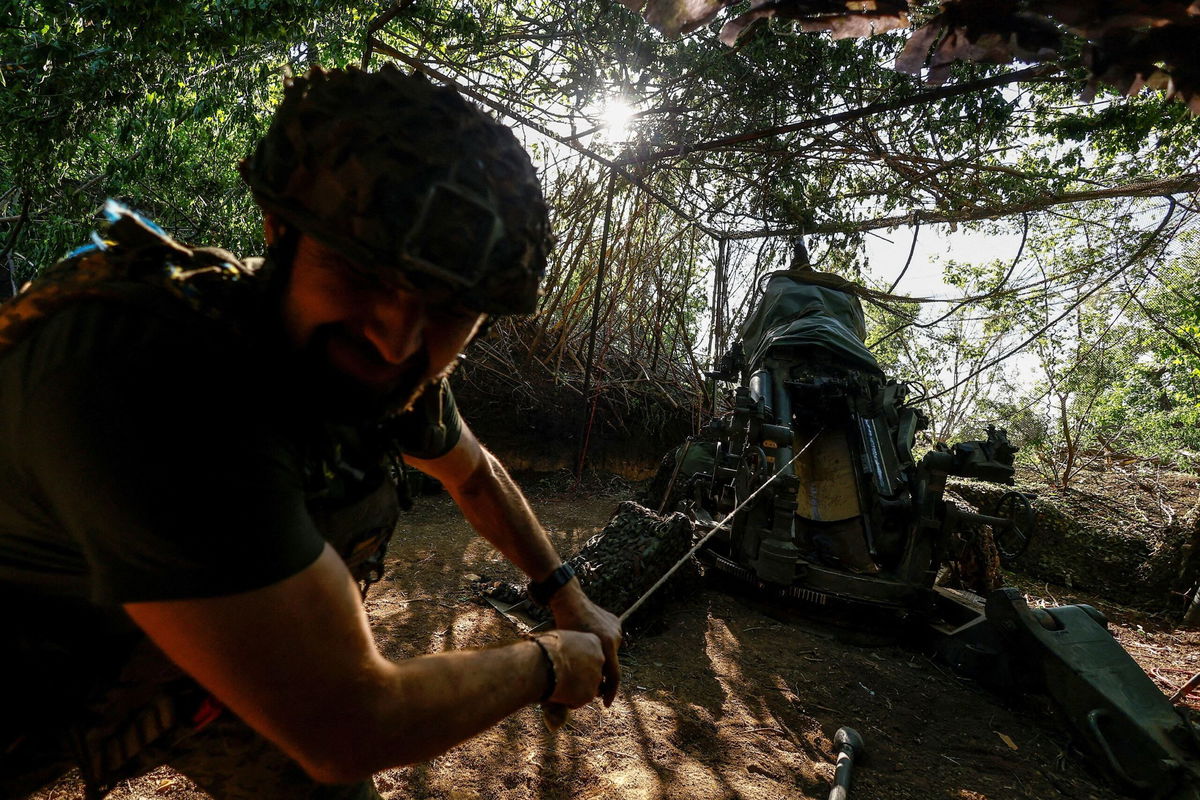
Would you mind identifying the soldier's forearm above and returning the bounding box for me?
[406,424,564,582]
[317,640,547,781]
[129,547,551,785]
[448,446,563,581]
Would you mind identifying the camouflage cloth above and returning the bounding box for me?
[737,268,883,376]
[481,502,696,626]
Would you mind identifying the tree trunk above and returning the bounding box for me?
[1181,493,1200,627]
[0,192,31,301]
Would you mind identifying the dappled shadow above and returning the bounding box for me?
[366,484,844,799]
[364,491,1135,800]
[35,491,1143,800]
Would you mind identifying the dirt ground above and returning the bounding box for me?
[30,481,1200,800]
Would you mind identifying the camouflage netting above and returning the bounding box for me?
[938,493,1003,594]
[480,501,696,625]
[947,474,1200,615]
[568,501,696,618]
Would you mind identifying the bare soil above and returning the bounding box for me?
[29,477,1200,800]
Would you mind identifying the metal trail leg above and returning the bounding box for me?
[828,727,864,800]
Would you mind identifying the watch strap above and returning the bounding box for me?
[528,563,576,606]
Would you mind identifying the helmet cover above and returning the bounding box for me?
[240,64,549,314]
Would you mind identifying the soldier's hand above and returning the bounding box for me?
[537,630,604,708]
[549,583,622,706]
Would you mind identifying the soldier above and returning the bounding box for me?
[0,65,621,799]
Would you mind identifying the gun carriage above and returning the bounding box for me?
[485,245,1200,797]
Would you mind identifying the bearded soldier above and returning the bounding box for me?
[0,65,621,799]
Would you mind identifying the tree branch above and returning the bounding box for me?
[361,1,418,69]
[614,65,1064,168]
[1,193,31,300]
[925,198,1178,402]
[369,39,721,239]
[719,174,1200,239]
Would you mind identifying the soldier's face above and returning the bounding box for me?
[279,232,485,411]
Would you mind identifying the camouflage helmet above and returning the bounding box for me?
[239,64,549,315]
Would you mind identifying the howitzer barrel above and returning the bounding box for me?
[948,509,1009,528]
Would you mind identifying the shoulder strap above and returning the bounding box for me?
[0,201,261,357]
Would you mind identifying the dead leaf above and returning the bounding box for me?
[996,731,1019,750]
[640,0,729,37]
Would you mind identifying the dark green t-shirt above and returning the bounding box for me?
[0,295,461,599]
[0,287,461,719]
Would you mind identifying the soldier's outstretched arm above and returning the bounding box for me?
[404,421,623,705]
[125,544,603,784]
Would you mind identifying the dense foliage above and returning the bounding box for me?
[2,0,1197,476]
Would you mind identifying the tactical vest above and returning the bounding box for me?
[0,202,405,797]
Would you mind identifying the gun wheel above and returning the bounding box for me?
[991,490,1034,564]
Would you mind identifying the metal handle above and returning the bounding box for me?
[1086,708,1155,791]
[828,727,863,800]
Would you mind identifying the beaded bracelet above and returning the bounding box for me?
[524,633,557,703]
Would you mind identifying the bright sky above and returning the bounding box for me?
[862,223,1043,396]
[863,224,1024,298]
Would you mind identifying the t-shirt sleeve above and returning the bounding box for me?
[16,306,326,604]
[387,377,463,460]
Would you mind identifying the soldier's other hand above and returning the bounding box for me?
[549,583,622,706]
[538,630,604,708]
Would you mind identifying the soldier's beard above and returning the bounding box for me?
[296,323,450,421]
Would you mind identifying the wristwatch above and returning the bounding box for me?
[528,563,576,606]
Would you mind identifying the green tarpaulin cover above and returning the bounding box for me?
[738,270,882,375]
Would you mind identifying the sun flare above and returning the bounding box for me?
[599,98,634,141]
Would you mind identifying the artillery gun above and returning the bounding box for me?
[651,255,1029,608]
[638,247,1200,799]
